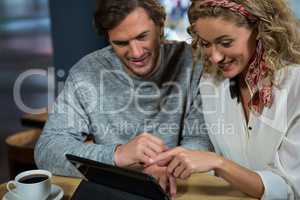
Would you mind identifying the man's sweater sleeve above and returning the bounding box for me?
[180,90,214,152]
[180,61,213,152]
[34,72,118,177]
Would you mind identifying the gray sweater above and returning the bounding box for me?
[34,42,211,176]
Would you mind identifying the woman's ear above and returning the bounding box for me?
[159,26,164,40]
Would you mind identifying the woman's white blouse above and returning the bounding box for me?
[199,65,300,200]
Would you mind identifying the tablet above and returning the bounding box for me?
[66,154,170,200]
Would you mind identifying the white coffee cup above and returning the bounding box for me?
[6,169,52,200]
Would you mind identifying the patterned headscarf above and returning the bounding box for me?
[199,0,273,114]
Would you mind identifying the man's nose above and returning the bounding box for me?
[208,47,224,65]
[129,41,143,59]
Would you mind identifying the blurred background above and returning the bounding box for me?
[0,0,299,183]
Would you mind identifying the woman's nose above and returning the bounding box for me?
[208,47,224,65]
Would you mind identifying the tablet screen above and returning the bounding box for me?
[66,154,170,200]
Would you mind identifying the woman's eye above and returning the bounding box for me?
[200,41,210,48]
[221,41,232,48]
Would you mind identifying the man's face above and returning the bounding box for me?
[108,7,161,78]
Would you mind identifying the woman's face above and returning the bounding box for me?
[194,17,257,78]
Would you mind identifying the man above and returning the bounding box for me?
[34,0,210,196]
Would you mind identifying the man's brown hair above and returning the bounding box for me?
[94,0,166,37]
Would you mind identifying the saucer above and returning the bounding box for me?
[2,184,64,200]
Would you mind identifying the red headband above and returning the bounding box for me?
[199,0,257,22]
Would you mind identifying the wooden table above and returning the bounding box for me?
[21,112,48,128]
[0,173,257,200]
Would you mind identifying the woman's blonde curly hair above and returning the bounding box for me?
[188,0,300,79]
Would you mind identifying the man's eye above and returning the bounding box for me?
[114,41,128,46]
[137,34,147,41]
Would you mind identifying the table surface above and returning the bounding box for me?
[21,112,48,128]
[0,173,257,200]
[22,112,48,122]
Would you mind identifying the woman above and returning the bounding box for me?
[151,0,300,199]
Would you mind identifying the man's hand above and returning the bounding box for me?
[143,164,177,197]
[114,133,167,167]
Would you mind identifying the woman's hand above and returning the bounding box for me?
[151,147,264,198]
[143,164,177,197]
[151,147,222,179]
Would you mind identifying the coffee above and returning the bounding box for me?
[19,174,49,184]
[7,169,52,200]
